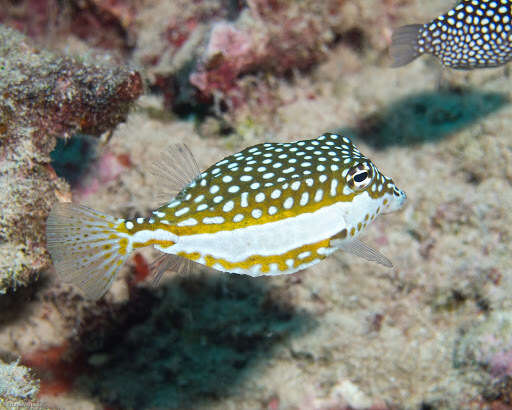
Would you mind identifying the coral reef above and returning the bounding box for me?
[0,0,511,409]
[455,311,512,380]
[0,358,39,403]
[188,1,343,111]
[0,24,142,294]
[133,0,385,127]
[0,0,418,129]
[0,0,138,52]
[453,312,512,407]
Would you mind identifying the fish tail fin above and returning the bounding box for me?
[46,203,133,300]
[390,24,423,67]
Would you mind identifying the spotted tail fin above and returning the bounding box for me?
[46,203,132,300]
[390,24,423,67]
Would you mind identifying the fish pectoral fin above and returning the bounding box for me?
[149,143,201,204]
[335,238,393,268]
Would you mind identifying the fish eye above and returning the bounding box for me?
[347,163,373,190]
[354,172,368,183]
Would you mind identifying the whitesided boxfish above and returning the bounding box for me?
[46,133,407,300]
[391,0,512,69]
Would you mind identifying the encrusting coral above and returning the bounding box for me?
[0,358,39,405]
[1,0,406,130]
[0,0,138,52]
[0,24,142,294]
[134,0,366,124]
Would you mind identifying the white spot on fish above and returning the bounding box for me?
[300,192,309,206]
[241,192,249,207]
[175,208,189,217]
[298,251,311,259]
[271,189,281,199]
[203,216,225,224]
[177,218,198,226]
[223,201,235,212]
[283,197,294,209]
[330,179,338,196]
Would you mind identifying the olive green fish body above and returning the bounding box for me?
[46,133,406,300]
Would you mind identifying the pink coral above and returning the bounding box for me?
[190,0,343,106]
[190,22,253,95]
[74,152,131,199]
[135,0,347,119]
[0,0,139,51]
[489,350,512,378]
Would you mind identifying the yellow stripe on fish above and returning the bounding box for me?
[46,133,406,300]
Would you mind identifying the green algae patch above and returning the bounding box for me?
[77,273,314,409]
[346,88,509,148]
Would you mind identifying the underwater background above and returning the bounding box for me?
[1,0,512,408]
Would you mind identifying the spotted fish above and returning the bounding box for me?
[390,0,512,69]
[46,133,407,300]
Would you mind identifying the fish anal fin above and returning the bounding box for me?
[150,253,200,286]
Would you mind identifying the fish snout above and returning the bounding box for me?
[383,187,407,214]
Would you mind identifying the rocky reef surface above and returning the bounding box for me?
[0,358,39,408]
[0,25,142,294]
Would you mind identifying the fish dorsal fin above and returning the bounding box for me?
[333,238,393,268]
[149,143,201,203]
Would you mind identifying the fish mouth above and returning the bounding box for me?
[395,190,407,210]
[397,190,407,206]
[382,189,407,214]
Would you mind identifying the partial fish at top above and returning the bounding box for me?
[46,133,407,300]
[390,0,512,69]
